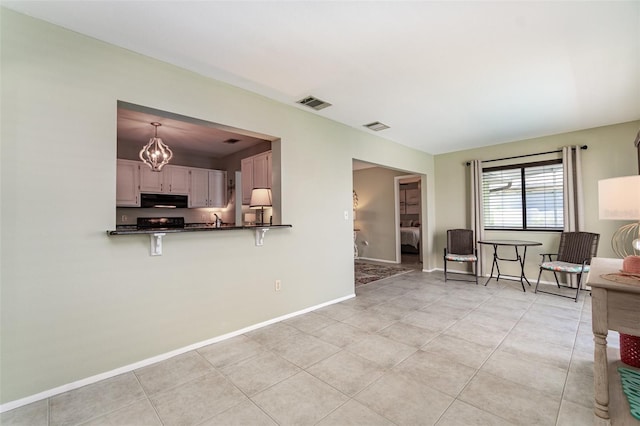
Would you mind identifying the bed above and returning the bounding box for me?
[400,226,421,254]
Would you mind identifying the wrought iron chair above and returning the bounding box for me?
[534,231,599,302]
[444,229,478,284]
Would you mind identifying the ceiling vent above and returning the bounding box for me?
[223,138,240,144]
[364,121,390,131]
[297,96,332,111]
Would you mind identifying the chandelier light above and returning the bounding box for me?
[139,122,173,172]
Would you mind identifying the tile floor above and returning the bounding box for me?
[2,270,612,426]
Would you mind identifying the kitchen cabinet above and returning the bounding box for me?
[188,168,227,208]
[241,151,272,204]
[253,151,271,188]
[241,157,253,205]
[208,170,227,207]
[116,159,140,207]
[139,164,190,194]
[166,166,190,194]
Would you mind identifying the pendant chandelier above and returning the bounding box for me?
[139,122,173,172]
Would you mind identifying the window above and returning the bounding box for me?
[483,160,563,230]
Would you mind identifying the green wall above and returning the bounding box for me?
[0,9,436,405]
[434,120,640,278]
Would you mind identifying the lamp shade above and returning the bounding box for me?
[249,188,272,208]
[598,175,640,220]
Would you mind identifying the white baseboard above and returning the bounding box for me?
[0,293,355,414]
[356,257,399,264]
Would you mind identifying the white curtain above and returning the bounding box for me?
[562,146,584,288]
[562,146,584,232]
[469,160,485,276]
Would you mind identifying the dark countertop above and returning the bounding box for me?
[107,224,292,236]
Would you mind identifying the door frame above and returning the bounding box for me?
[394,174,423,263]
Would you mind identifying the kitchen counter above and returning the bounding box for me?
[108,223,293,253]
[107,224,292,235]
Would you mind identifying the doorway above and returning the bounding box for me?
[395,175,423,268]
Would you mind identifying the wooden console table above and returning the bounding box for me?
[587,257,640,425]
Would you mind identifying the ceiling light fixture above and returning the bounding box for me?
[139,122,173,172]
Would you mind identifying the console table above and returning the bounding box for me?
[587,257,640,425]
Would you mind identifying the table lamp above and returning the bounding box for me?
[250,188,272,226]
[598,175,640,273]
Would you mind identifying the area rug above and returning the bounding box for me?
[355,261,412,286]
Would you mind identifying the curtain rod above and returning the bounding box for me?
[465,145,588,166]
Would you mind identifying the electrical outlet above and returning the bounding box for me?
[344,210,349,220]
[121,215,127,222]
[275,280,281,291]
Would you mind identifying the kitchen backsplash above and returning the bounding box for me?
[115,207,234,226]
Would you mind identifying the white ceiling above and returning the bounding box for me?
[4,1,640,155]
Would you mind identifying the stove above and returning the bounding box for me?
[137,217,185,230]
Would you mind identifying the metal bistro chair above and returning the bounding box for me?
[444,229,478,284]
[534,231,599,302]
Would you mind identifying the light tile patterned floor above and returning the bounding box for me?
[2,270,612,425]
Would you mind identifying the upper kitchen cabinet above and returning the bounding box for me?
[116,159,140,207]
[241,151,272,204]
[189,168,227,208]
[139,164,190,194]
[208,170,227,208]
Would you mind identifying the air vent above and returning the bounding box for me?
[297,96,332,111]
[364,121,390,131]
[223,138,240,144]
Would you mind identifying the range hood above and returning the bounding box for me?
[140,193,188,208]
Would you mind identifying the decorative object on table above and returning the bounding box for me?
[617,367,640,420]
[534,231,599,302]
[598,175,640,259]
[354,261,411,286]
[600,248,640,285]
[443,229,477,284]
[249,188,272,226]
[601,272,640,286]
[623,255,640,275]
[139,122,173,171]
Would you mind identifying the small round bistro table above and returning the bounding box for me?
[477,239,542,291]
